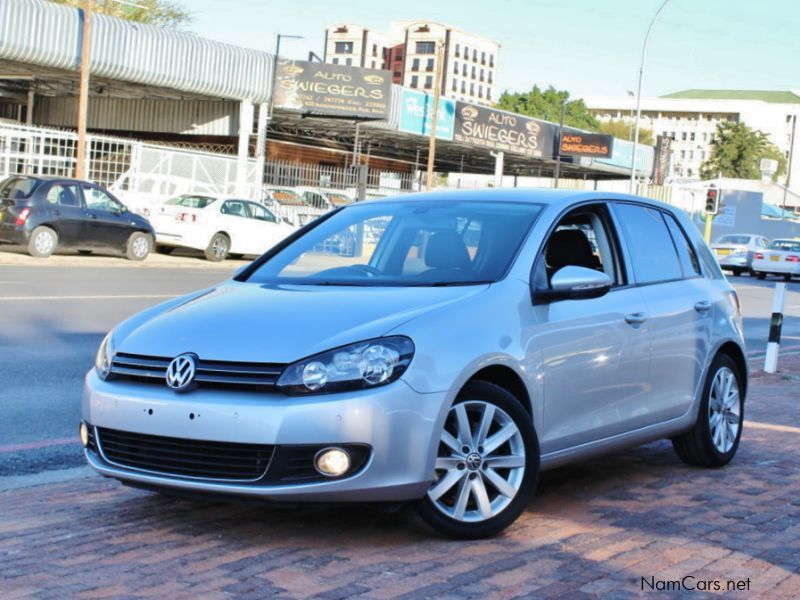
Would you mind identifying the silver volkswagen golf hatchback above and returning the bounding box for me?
[82,189,747,538]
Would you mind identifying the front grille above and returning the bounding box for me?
[109,352,285,390]
[96,427,274,481]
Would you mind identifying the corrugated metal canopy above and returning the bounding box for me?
[0,0,274,102]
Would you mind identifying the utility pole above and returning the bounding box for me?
[782,113,796,211]
[425,41,444,191]
[553,99,566,188]
[75,0,93,179]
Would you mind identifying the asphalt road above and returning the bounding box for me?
[0,263,798,479]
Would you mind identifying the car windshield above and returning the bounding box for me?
[244,200,544,286]
[165,195,216,208]
[717,235,751,245]
[769,240,800,252]
[0,177,41,200]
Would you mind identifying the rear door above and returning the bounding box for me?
[611,202,712,422]
[83,185,131,250]
[42,182,86,245]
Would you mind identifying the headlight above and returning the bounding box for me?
[277,336,414,395]
[94,331,115,380]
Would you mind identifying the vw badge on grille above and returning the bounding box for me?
[166,353,197,391]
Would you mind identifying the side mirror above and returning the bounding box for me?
[535,266,612,303]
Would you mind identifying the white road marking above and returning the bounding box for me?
[747,421,800,435]
[0,294,176,301]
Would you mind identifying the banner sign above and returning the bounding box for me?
[398,89,455,140]
[273,60,392,119]
[594,138,652,174]
[652,135,672,185]
[559,132,613,158]
[453,103,555,158]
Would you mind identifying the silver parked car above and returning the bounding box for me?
[82,190,747,538]
[710,233,769,276]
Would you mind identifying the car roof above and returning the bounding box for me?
[3,174,90,184]
[361,188,676,212]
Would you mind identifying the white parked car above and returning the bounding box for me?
[752,238,800,280]
[710,233,769,276]
[150,194,295,261]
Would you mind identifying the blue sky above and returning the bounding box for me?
[189,0,799,99]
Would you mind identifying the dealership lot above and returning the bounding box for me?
[1,255,799,597]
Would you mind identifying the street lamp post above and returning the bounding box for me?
[75,0,93,179]
[425,41,444,190]
[626,90,635,141]
[269,34,304,118]
[629,0,671,193]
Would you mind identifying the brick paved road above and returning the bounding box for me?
[2,357,800,599]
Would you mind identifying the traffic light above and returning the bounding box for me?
[705,187,720,215]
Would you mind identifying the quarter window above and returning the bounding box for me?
[613,203,682,284]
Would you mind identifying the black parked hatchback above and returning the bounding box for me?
[0,175,155,260]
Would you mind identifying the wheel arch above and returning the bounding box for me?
[464,365,533,417]
[715,341,748,399]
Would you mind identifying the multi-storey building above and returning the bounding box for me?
[324,21,500,106]
[584,90,800,192]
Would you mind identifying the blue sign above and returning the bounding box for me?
[399,89,455,141]
[595,138,651,175]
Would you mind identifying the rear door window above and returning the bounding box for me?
[613,203,682,284]
[46,184,83,207]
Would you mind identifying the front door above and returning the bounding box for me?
[82,185,131,250]
[527,203,652,454]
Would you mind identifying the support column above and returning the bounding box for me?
[253,102,268,196]
[491,151,504,188]
[236,98,254,197]
[26,89,34,125]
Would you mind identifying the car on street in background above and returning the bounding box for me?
[711,233,769,276]
[150,194,296,261]
[751,238,800,280]
[0,175,155,260]
[83,189,747,538]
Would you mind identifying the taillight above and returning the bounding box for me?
[176,212,197,223]
[754,252,764,260]
[15,207,30,227]
[786,255,799,262]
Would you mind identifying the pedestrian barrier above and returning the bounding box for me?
[764,281,787,373]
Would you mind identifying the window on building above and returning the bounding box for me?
[455,43,460,57]
[411,58,420,71]
[470,82,475,95]
[372,44,378,57]
[453,60,459,74]
[426,58,434,72]
[478,85,483,98]
[345,57,352,66]
[471,65,476,78]
[680,150,686,159]
[481,51,486,64]
[472,49,478,61]
[371,60,376,69]
[462,64,467,76]
[452,79,457,92]
[681,132,687,141]
[424,75,433,89]
[702,133,707,142]
[461,81,466,93]
[489,54,494,67]
[689,132,695,142]
[689,151,694,159]
[464,45,469,58]
[416,41,436,54]
[487,88,492,101]
[480,68,484,81]
[332,57,339,64]
[334,41,353,54]
[393,70,401,78]
[410,75,419,88]
[687,168,694,177]
[488,72,493,84]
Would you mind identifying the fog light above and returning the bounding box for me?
[314,447,351,477]
[79,422,89,448]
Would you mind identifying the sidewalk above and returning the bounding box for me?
[1,357,799,599]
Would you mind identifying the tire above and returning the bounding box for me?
[27,226,58,258]
[414,381,539,539]
[125,232,152,261]
[229,253,245,260]
[755,271,766,280]
[784,274,792,282]
[204,232,230,262]
[672,354,744,468]
[155,245,174,255]
[731,269,741,277]
[77,250,92,256]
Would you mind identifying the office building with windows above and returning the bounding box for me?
[324,21,500,106]
[584,90,800,191]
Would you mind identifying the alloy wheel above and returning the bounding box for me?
[428,400,526,522]
[132,236,149,258]
[212,236,228,259]
[708,366,741,454]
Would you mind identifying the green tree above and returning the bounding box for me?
[700,122,786,181]
[598,119,654,146]
[49,0,191,28]
[496,86,600,131]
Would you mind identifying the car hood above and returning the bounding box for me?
[115,281,489,363]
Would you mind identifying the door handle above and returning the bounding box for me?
[87,213,97,220]
[694,301,712,312]
[624,312,647,325]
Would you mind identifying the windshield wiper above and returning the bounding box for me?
[423,280,493,287]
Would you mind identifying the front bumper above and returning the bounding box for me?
[82,370,445,501]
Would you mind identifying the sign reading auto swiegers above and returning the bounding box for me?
[273,60,392,120]
[558,132,614,158]
[453,103,555,158]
